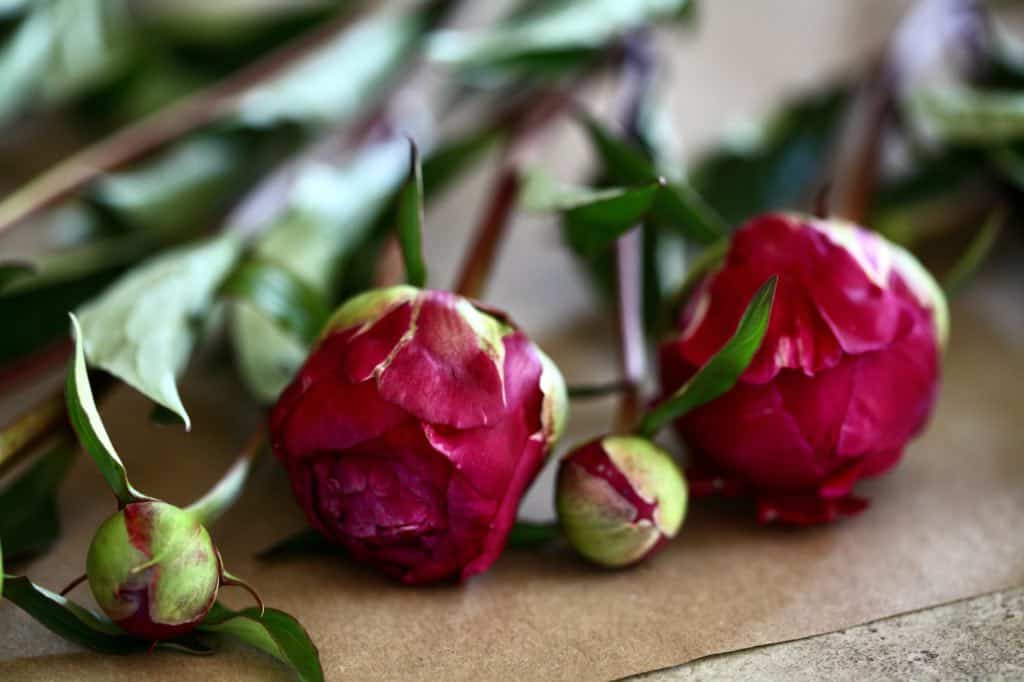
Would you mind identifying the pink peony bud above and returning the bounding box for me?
[87,501,220,640]
[659,213,947,524]
[269,286,567,584]
[556,436,687,567]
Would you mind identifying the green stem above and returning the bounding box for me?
[186,426,265,527]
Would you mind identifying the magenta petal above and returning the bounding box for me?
[342,301,415,383]
[377,292,506,428]
[281,379,409,455]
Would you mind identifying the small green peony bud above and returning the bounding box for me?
[556,435,687,568]
[87,501,220,640]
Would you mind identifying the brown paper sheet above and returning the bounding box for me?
[4,3,1024,679]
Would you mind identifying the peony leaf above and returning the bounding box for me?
[67,315,151,507]
[0,261,35,292]
[256,529,335,560]
[690,87,848,226]
[235,12,422,130]
[76,234,244,429]
[943,206,1005,296]
[522,168,661,256]
[428,0,691,71]
[580,115,726,244]
[636,276,777,437]
[422,128,502,198]
[220,259,330,344]
[396,140,427,288]
[229,302,309,405]
[907,86,1024,143]
[199,603,323,682]
[1,574,212,654]
[507,521,561,548]
[0,437,75,563]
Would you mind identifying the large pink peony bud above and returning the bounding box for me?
[269,286,567,584]
[659,213,947,524]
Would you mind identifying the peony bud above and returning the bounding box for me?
[270,286,568,584]
[87,501,219,640]
[556,436,687,568]
[659,213,946,524]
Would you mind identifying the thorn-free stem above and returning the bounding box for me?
[186,425,266,527]
[0,5,369,238]
[453,167,521,299]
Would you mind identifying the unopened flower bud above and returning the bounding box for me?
[87,501,219,640]
[556,435,687,568]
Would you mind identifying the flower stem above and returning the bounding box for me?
[453,167,521,299]
[614,28,655,432]
[185,425,266,527]
[0,5,368,238]
[0,390,67,473]
[830,59,894,224]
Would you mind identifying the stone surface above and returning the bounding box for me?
[636,588,1024,681]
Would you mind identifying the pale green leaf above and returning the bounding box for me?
[67,315,150,507]
[76,235,244,429]
[908,86,1024,143]
[236,12,420,129]
[429,0,690,66]
[230,302,308,404]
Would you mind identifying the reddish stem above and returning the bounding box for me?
[0,6,367,237]
[453,168,521,299]
[830,60,894,224]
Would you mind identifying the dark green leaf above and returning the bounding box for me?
[581,115,725,243]
[907,86,1024,144]
[636,276,776,437]
[397,141,427,288]
[0,437,75,562]
[507,521,561,548]
[67,315,151,507]
[564,185,660,257]
[76,234,243,428]
[1,574,211,654]
[690,87,849,226]
[0,261,35,292]
[200,603,323,682]
[943,206,1005,296]
[421,128,502,198]
[220,259,329,343]
[256,529,335,560]
[149,404,187,426]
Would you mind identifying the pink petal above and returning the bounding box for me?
[377,291,506,428]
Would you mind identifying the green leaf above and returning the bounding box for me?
[506,521,561,548]
[76,234,244,429]
[428,0,691,69]
[185,429,262,527]
[256,529,335,560]
[0,261,35,292]
[580,116,725,244]
[89,136,242,236]
[690,87,848,226]
[229,302,308,405]
[943,206,1005,296]
[564,185,660,257]
[522,168,661,256]
[396,141,427,288]
[67,315,151,507]
[1,574,211,654]
[234,12,422,130]
[907,86,1024,144]
[199,603,323,682]
[220,259,329,344]
[636,276,777,437]
[421,128,502,198]
[0,437,75,562]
